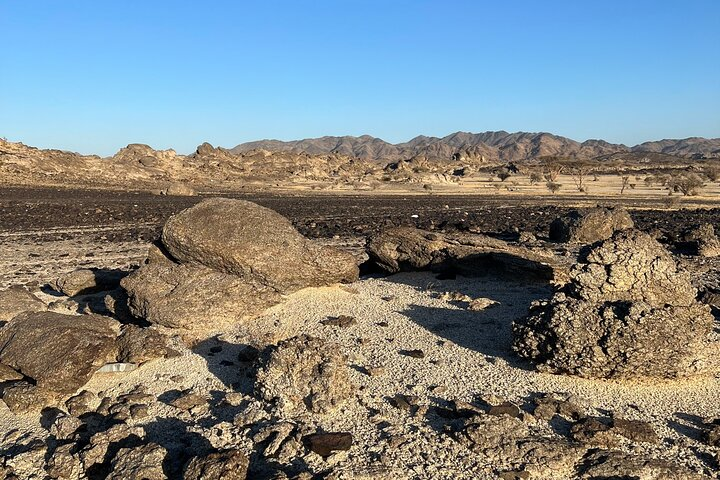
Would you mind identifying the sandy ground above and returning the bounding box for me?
[1,271,718,478]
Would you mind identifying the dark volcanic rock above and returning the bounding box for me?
[577,449,705,479]
[304,432,353,457]
[549,207,634,244]
[366,227,567,283]
[183,449,249,480]
[513,230,715,379]
[255,335,355,415]
[683,223,720,257]
[0,311,119,394]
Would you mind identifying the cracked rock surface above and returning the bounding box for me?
[513,230,716,379]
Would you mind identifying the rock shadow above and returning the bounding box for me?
[191,337,258,394]
[386,271,551,369]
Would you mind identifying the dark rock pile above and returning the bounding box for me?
[366,226,568,283]
[513,229,715,379]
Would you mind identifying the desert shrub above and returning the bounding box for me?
[703,166,720,182]
[546,181,561,194]
[497,171,512,182]
[529,171,543,184]
[667,172,705,196]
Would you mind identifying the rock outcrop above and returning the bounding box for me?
[122,199,359,340]
[513,230,715,379]
[0,312,119,396]
[366,227,568,283]
[549,208,634,244]
[255,335,355,415]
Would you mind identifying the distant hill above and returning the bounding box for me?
[230,131,720,163]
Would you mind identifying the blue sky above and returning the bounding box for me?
[1,1,718,156]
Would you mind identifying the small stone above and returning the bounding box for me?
[0,364,23,382]
[65,390,97,416]
[612,418,659,444]
[183,449,249,480]
[224,392,245,407]
[49,414,83,440]
[321,315,357,327]
[400,349,425,359]
[305,432,353,457]
[169,391,206,411]
[468,298,499,311]
[488,401,521,418]
[430,385,448,395]
[390,394,418,411]
[365,366,385,377]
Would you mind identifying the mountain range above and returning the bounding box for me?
[231,131,720,163]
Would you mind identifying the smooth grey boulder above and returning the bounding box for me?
[161,198,358,293]
[121,255,283,341]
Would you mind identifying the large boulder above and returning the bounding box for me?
[549,208,634,244]
[0,311,119,395]
[0,286,44,321]
[122,256,281,335]
[161,198,358,293]
[163,182,196,196]
[122,199,359,340]
[255,335,355,415]
[513,230,715,379]
[366,227,568,283]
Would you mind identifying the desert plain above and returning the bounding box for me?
[0,135,720,479]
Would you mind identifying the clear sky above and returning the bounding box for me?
[1,1,718,156]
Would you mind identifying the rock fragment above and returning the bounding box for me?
[255,335,355,415]
[683,223,720,257]
[116,325,176,364]
[366,227,566,283]
[107,442,167,480]
[549,207,634,244]
[53,268,124,297]
[0,311,119,395]
[183,449,249,480]
[304,432,353,457]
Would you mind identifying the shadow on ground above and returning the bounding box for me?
[386,270,552,369]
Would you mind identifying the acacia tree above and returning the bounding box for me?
[540,157,564,182]
[567,160,593,193]
[668,172,705,196]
